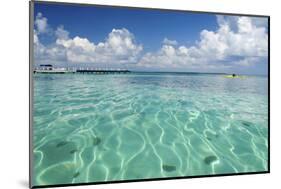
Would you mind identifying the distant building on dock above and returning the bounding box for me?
[34,64,75,74]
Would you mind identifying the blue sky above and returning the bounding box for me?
[34,2,268,75]
[35,3,217,51]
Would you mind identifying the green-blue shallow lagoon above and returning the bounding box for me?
[32,73,268,186]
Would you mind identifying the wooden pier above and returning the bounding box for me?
[76,69,130,74]
[34,65,131,74]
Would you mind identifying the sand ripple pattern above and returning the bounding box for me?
[32,73,268,186]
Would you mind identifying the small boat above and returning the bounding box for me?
[224,75,246,79]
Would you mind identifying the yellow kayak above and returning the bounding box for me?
[224,75,246,79]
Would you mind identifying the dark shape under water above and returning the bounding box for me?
[56,141,68,148]
[242,121,253,127]
[73,172,80,178]
[70,149,78,154]
[162,164,177,172]
[93,137,101,146]
[138,112,146,118]
[178,99,191,106]
[204,155,218,165]
[205,132,219,141]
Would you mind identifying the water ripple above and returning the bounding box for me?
[32,74,268,186]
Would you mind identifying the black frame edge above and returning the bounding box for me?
[31,171,269,189]
[267,16,270,173]
[33,0,270,18]
[29,1,34,188]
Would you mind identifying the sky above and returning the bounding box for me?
[34,2,269,75]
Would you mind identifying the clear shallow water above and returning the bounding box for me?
[32,73,268,186]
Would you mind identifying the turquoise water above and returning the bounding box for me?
[32,73,268,186]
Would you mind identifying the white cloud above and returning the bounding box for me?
[34,13,142,65]
[34,41,67,65]
[35,12,49,34]
[33,15,67,65]
[199,16,268,59]
[163,38,178,46]
[138,45,205,69]
[34,13,268,72]
[34,30,39,45]
[56,28,143,64]
[138,16,268,71]
[55,25,69,40]
[233,57,260,67]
